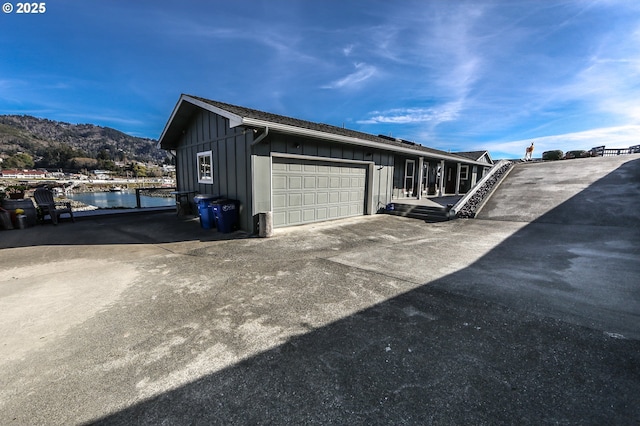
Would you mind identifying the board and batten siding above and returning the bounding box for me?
[176,109,254,232]
[251,133,395,222]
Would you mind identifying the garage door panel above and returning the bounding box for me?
[304,176,316,188]
[303,209,315,221]
[317,176,329,188]
[272,158,367,227]
[289,176,302,189]
[272,162,287,172]
[289,193,302,207]
[273,176,287,190]
[303,193,315,205]
[273,194,287,209]
[317,192,328,204]
[273,211,286,226]
[288,210,302,223]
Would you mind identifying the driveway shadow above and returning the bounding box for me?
[86,160,640,424]
[0,211,250,249]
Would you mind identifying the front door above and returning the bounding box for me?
[404,159,415,197]
[445,164,456,194]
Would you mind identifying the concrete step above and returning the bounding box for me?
[384,203,453,222]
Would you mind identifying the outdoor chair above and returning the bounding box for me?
[34,188,75,225]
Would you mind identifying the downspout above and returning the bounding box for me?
[251,126,269,146]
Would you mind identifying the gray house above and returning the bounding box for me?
[158,95,493,233]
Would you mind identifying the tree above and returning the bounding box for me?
[3,152,34,169]
[67,157,98,170]
[131,163,147,177]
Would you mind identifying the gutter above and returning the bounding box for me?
[241,117,488,166]
[250,126,269,146]
[162,95,488,166]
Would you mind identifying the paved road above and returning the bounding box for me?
[0,155,638,424]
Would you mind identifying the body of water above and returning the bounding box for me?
[67,190,175,209]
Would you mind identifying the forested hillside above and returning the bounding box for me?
[0,115,169,171]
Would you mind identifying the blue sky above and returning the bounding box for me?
[1,0,639,159]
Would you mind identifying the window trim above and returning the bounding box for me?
[197,150,213,184]
[460,165,469,180]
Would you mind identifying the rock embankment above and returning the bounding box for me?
[456,161,514,218]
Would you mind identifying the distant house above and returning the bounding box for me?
[0,169,47,179]
[158,94,493,233]
[92,170,111,179]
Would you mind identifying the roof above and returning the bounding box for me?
[0,169,47,176]
[159,94,490,165]
[453,150,494,164]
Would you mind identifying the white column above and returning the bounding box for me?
[417,157,424,200]
[438,160,445,197]
[455,163,461,196]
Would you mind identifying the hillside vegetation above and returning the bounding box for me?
[0,115,168,171]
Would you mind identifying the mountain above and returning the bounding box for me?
[0,115,168,167]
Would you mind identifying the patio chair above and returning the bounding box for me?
[34,188,75,225]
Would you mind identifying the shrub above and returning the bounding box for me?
[542,150,564,161]
[564,150,589,159]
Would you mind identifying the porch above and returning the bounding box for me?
[391,195,463,208]
[384,195,463,223]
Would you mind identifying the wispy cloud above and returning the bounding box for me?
[342,44,355,57]
[322,63,377,89]
[358,101,463,125]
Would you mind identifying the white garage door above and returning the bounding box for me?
[272,157,367,227]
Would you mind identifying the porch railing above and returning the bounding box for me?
[590,145,640,157]
[451,160,515,219]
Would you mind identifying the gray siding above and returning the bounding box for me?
[176,110,253,232]
[251,133,395,216]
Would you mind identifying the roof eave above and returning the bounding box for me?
[159,96,490,166]
[158,94,245,150]
[242,117,486,165]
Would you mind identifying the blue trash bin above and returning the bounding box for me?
[194,194,221,229]
[209,199,239,233]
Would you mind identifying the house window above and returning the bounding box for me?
[460,165,469,180]
[197,150,213,184]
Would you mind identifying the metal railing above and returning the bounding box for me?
[134,187,176,208]
[590,145,640,157]
[451,160,515,218]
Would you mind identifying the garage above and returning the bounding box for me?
[272,157,368,227]
[160,95,491,233]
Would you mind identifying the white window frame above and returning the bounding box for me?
[460,165,469,180]
[197,150,213,184]
[404,159,415,196]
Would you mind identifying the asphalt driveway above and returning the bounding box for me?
[1,156,639,425]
